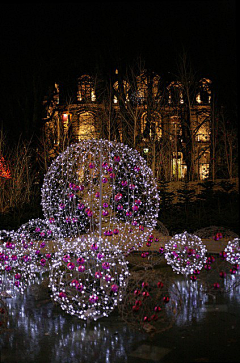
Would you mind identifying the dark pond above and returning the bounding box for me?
[1,264,240,363]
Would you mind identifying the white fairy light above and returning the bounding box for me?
[15,218,62,274]
[224,238,240,265]
[164,231,207,276]
[41,139,159,253]
[0,230,37,295]
[48,242,129,320]
[1,139,160,321]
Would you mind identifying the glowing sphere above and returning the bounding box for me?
[17,218,53,242]
[48,243,129,320]
[224,238,240,265]
[15,218,54,254]
[164,231,207,275]
[41,139,159,252]
[0,230,37,295]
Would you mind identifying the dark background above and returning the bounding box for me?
[0,1,237,140]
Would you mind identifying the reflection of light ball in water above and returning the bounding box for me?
[224,238,240,265]
[164,231,207,275]
[41,139,159,252]
[49,242,129,320]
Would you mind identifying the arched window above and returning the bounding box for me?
[77,75,96,102]
[113,80,130,103]
[169,116,182,140]
[136,71,148,103]
[196,78,212,104]
[167,81,184,105]
[141,112,162,139]
[136,70,161,104]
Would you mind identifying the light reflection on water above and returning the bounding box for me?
[1,274,240,363]
[173,272,240,326]
[173,279,208,325]
[224,273,240,303]
[1,286,145,363]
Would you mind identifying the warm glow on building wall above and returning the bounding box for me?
[61,113,72,133]
[75,112,96,140]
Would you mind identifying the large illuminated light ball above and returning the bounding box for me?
[164,231,207,276]
[224,238,240,265]
[41,139,159,252]
[48,243,129,320]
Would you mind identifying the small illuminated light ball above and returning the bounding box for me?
[164,231,207,276]
[15,218,62,274]
[41,139,159,252]
[15,218,55,255]
[48,243,129,320]
[0,234,37,295]
[224,238,240,265]
[17,218,53,240]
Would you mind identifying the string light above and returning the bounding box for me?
[41,139,160,253]
[1,139,160,321]
[0,230,37,295]
[48,242,129,320]
[224,238,240,265]
[164,231,207,276]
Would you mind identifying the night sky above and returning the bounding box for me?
[0,1,237,140]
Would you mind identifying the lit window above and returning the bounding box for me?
[199,152,210,180]
[141,112,162,139]
[113,80,130,101]
[170,116,182,140]
[167,82,184,104]
[195,113,211,142]
[199,164,209,180]
[196,78,212,104]
[172,152,186,180]
[77,75,95,102]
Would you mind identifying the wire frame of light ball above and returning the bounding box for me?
[48,242,129,321]
[118,269,182,333]
[164,232,207,276]
[41,139,159,254]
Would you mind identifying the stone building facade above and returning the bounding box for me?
[42,70,212,181]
